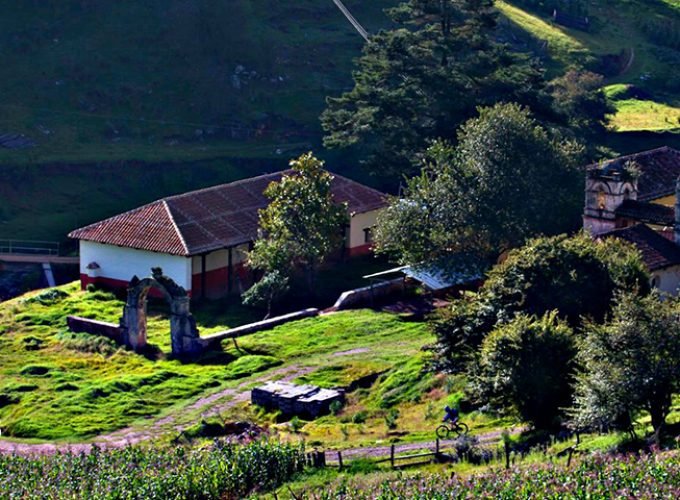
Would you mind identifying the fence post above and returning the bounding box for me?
[504,440,511,470]
[337,451,343,471]
[390,444,395,469]
[436,438,440,455]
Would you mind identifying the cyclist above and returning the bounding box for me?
[442,405,459,425]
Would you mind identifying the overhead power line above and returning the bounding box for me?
[332,0,369,41]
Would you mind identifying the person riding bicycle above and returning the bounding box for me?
[442,405,459,425]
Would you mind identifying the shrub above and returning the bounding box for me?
[19,364,51,376]
[22,288,69,305]
[0,393,20,408]
[351,411,368,424]
[470,312,576,429]
[329,400,343,416]
[290,416,304,433]
[384,408,400,431]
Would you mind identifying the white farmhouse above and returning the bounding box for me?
[69,170,387,299]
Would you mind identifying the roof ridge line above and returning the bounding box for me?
[163,169,292,202]
[163,200,189,256]
[67,198,166,238]
[587,146,680,169]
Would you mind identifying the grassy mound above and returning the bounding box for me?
[0,283,430,440]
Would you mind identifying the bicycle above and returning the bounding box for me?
[435,421,469,439]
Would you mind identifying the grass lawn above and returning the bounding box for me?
[496,1,590,70]
[0,283,432,441]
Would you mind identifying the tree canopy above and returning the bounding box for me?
[432,232,650,372]
[247,152,348,291]
[321,0,546,177]
[373,103,584,272]
[572,292,680,438]
[470,312,576,429]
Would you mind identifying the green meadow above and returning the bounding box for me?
[0,283,432,441]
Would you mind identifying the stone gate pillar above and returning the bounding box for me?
[120,290,148,352]
[169,296,205,357]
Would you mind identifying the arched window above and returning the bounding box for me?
[597,189,606,210]
[651,275,661,289]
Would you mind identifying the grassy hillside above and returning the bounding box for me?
[497,0,680,132]
[0,0,677,167]
[1,0,679,245]
[0,283,431,440]
[0,0,395,165]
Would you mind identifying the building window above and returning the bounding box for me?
[363,227,373,244]
[597,189,606,210]
[651,275,661,289]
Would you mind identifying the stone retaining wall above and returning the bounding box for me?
[66,316,123,343]
[331,278,405,311]
[203,308,320,342]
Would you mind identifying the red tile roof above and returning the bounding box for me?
[615,199,675,226]
[587,147,680,202]
[601,224,680,271]
[69,170,387,256]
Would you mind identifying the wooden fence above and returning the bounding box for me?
[324,439,454,470]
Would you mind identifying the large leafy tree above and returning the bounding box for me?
[432,233,650,372]
[572,292,680,439]
[374,103,584,271]
[469,312,576,429]
[247,152,348,291]
[321,0,545,177]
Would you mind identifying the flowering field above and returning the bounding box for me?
[0,441,304,499]
[312,452,680,498]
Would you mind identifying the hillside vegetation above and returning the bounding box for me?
[1,0,679,243]
[0,0,394,165]
[0,0,677,167]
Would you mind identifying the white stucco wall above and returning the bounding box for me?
[652,265,680,295]
[348,209,381,249]
[80,241,192,290]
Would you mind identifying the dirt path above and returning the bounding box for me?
[0,364,312,456]
[621,47,635,76]
[0,360,519,461]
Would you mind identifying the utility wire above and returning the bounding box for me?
[332,0,369,41]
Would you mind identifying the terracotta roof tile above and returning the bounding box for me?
[615,199,675,226]
[69,200,188,255]
[69,170,387,256]
[601,224,680,271]
[588,147,680,201]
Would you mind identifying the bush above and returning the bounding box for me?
[329,400,343,416]
[384,408,400,431]
[290,416,304,433]
[470,312,576,429]
[351,411,368,424]
[19,364,51,376]
[432,233,649,372]
[0,393,20,408]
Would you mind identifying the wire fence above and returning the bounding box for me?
[0,239,60,256]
